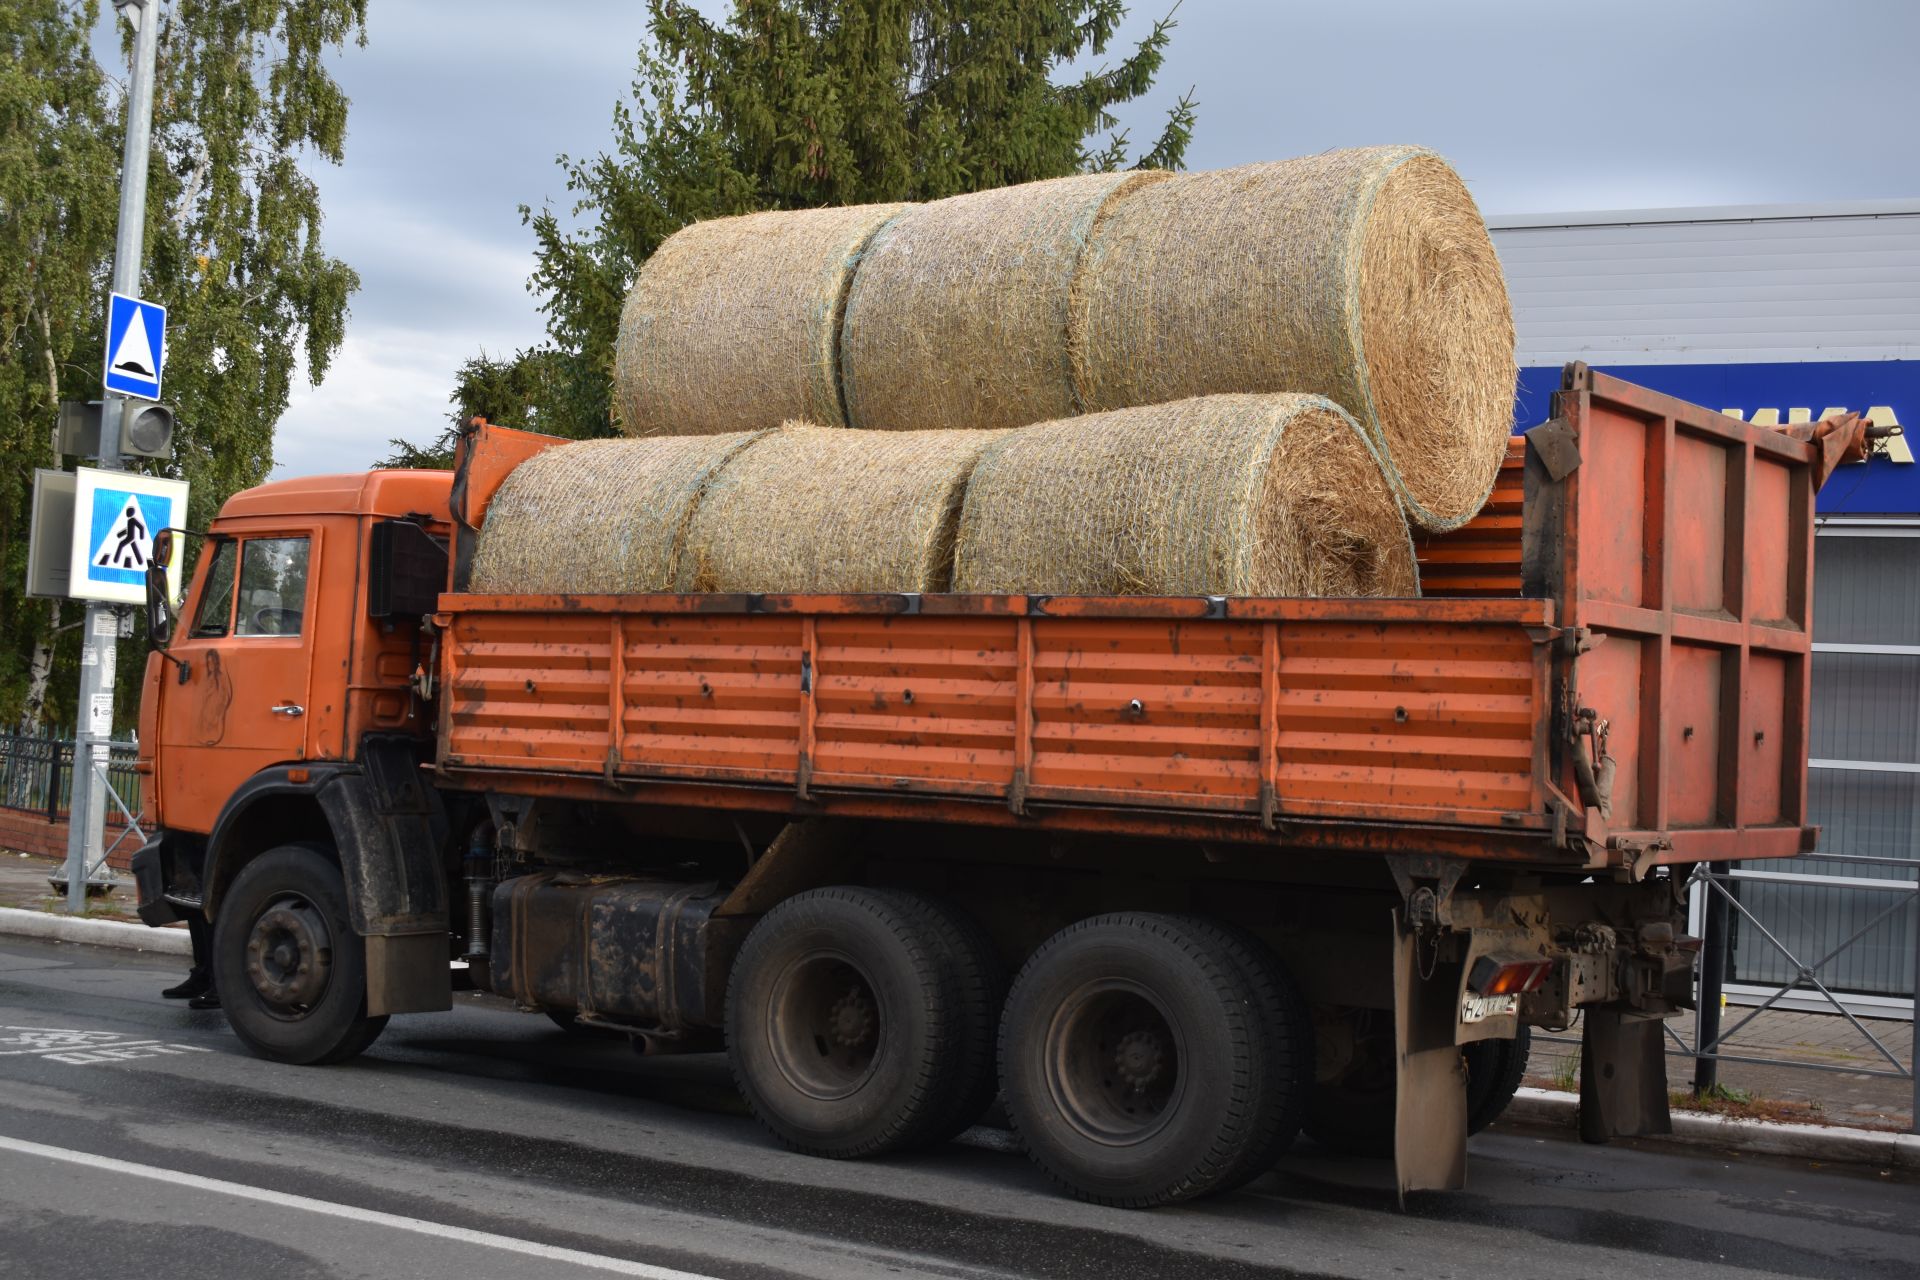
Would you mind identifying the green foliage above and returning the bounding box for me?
[424,0,1196,448]
[0,0,366,731]
[376,347,568,470]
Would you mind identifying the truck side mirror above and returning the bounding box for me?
[146,527,175,649]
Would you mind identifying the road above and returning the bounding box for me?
[0,937,1911,1280]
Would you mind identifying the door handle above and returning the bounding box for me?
[270,703,305,717]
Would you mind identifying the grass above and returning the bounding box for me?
[1673,1083,1829,1126]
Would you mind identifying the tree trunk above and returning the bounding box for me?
[18,601,60,737]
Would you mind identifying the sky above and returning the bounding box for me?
[99,0,1920,478]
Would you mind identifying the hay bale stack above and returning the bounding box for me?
[953,394,1418,598]
[678,424,1009,593]
[1070,146,1515,531]
[614,203,908,436]
[470,433,766,593]
[840,171,1169,432]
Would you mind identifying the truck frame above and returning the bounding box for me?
[131,365,1867,1205]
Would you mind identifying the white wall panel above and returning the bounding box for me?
[1489,201,1920,366]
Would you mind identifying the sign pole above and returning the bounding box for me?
[66,0,161,913]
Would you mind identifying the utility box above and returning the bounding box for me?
[27,469,77,598]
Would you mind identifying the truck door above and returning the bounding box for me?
[156,530,319,833]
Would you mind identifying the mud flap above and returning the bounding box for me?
[1393,910,1467,1204]
[1579,1008,1673,1143]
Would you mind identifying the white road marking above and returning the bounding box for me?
[0,1025,210,1064]
[0,1134,727,1280]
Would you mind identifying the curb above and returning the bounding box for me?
[1506,1086,1918,1171]
[0,906,190,957]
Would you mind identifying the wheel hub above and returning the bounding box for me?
[244,897,332,1011]
[1044,979,1184,1146]
[1114,1028,1166,1090]
[828,984,877,1049]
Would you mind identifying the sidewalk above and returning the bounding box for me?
[1527,1006,1914,1132]
[0,850,145,924]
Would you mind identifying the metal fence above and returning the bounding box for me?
[0,731,142,823]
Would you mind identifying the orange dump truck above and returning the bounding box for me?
[130,366,1868,1206]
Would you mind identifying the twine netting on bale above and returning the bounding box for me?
[677,423,1010,593]
[952,394,1419,598]
[839,171,1170,433]
[613,203,908,437]
[470,433,767,594]
[1070,146,1515,532]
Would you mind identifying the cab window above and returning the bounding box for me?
[234,537,310,637]
[188,540,237,638]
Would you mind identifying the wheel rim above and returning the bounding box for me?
[1044,978,1185,1146]
[766,950,884,1100]
[243,891,334,1019]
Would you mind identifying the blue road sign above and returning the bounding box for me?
[67,467,188,605]
[102,292,165,400]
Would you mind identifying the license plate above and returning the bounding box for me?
[1461,993,1518,1024]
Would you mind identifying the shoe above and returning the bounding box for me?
[162,975,211,1000]
[187,991,220,1010]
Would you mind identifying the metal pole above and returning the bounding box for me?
[1909,880,1918,1135]
[1693,865,1732,1095]
[66,0,160,913]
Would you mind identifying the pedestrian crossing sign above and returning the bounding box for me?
[68,466,188,604]
[103,292,165,400]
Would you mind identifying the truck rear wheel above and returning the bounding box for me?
[999,913,1302,1207]
[1304,1023,1532,1155]
[726,887,998,1159]
[212,844,388,1066]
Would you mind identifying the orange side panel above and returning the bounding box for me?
[439,596,1557,844]
[1414,438,1524,598]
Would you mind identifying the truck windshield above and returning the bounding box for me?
[189,540,237,638]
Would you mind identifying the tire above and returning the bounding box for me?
[725,887,998,1159]
[1202,922,1313,1191]
[1465,1026,1531,1134]
[1303,1022,1532,1156]
[910,897,1005,1143]
[212,844,388,1065]
[999,913,1300,1207]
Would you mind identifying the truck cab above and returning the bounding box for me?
[134,470,457,1019]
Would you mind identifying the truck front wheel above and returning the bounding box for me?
[212,844,389,1065]
[726,887,998,1159]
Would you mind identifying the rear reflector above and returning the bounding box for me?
[1467,954,1553,997]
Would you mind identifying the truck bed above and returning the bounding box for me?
[435,367,1853,873]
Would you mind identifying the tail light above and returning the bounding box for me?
[1468,954,1554,996]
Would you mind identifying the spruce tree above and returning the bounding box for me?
[443,0,1195,448]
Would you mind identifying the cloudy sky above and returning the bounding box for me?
[105,1,1919,477]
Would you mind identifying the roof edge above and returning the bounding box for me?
[1488,198,1920,231]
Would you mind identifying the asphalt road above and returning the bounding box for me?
[0,938,1912,1280]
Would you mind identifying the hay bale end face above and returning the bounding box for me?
[470,433,767,594]
[954,394,1418,599]
[614,203,908,437]
[1072,147,1515,531]
[678,423,1010,593]
[840,171,1169,433]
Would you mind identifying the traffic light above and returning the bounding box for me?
[56,399,175,460]
[121,400,175,458]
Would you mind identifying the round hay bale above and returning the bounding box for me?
[952,394,1418,598]
[678,424,1009,593]
[470,433,767,594]
[614,203,909,437]
[840,171,1170,432]
[1070,147,1515,532]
